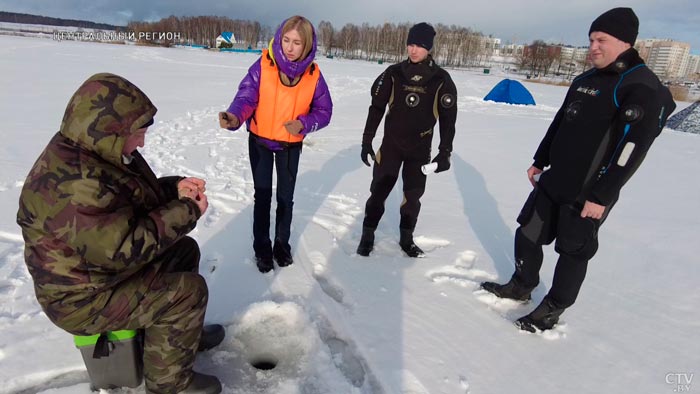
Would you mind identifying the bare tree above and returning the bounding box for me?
[338,23,360,58]
[520,40,560,76]
[317,20,335,56]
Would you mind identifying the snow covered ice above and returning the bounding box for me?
[1,35,699,394]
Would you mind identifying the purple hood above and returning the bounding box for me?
[271,18,318,80]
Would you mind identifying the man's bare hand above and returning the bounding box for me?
[580,200,605,219]
[527,166,543,188]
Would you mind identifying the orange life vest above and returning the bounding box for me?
[250,49,320,144]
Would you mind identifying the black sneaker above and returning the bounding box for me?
[256,255,274,273]
[515,297,565,333]
[480,278,533,301]
[198,324,225,352]
[273,241,294,267]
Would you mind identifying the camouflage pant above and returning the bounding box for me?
[57,237,208,393]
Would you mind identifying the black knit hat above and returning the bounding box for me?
[589,7,639,45]
[407,22,436,51]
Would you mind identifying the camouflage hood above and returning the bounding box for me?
[59,73,157,166]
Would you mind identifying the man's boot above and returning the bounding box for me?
[255,255,273,273]
[357,226,375,256]
[273,239,294,267]
[254,241,273,273]
[515,296,566,333]
[399,228,424,258]
[198,324,225,352]
[480,276,534,302]
[180,372,222,394]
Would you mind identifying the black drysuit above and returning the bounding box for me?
[516,48,676,307]
[361,56,457,231]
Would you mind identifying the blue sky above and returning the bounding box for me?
[1,0,698,52]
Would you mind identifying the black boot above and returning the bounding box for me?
[198,324,225,352]
[356,226,375,256]
[273,239,294,267]
[255,255,273,273]
[515,297,566,333]
[480,276,534,302]
[399,229,424,258]
[179,372,222,394]
[254,241,273,273]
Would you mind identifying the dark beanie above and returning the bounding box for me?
[407,22,436,51]
[589,7,639,45]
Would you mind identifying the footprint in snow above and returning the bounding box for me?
[425,250,493,288]
[308,251,351,309]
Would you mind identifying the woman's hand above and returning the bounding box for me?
[219,112,239,129]
[284,120,304,135]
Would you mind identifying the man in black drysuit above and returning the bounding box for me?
[357,22,458,258]
[481,7,676,332]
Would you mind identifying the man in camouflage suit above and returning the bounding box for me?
[17,73,223,394]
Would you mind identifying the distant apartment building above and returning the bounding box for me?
[634,38,664,61]
[500,43,524,57]
[685,54,700,79]
[559,46,589,63]
[636,39,691,80]
[482,36,501,56]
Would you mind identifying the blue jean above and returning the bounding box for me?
[248,134,301,257]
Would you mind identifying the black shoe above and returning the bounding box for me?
[180,372,222,394]
[515,297,565,333]
[198,324,225,352]
[399,229,424,258]
[256,255,274,273]
[273,240,294,267]
[480,278,533,301]
[356,226,375,256]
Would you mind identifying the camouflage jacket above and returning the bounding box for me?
[16,73,201,325]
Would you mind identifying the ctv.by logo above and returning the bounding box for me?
[666,372,694,392]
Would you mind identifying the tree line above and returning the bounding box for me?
[127,15,264,48]
[318,21,495,67]
[127,15,590,77]
[127,16,495,67]
[0,11,120,30]
[517,40,590,78]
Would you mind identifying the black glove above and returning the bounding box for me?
[361,144,376,167]
[431,150,451,173]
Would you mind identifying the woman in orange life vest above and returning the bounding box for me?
[219,16,333,273]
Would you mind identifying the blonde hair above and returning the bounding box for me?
[281,16,314,61]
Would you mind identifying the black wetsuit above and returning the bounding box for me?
[516,48,676,307]
[361,55,458,231]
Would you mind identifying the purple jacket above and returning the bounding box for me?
[226,19,333,150]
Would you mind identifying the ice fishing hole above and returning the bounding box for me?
[250,357,278,370]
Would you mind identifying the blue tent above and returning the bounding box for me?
[484,79,536,105]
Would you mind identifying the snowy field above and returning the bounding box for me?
[0,35,699,394]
